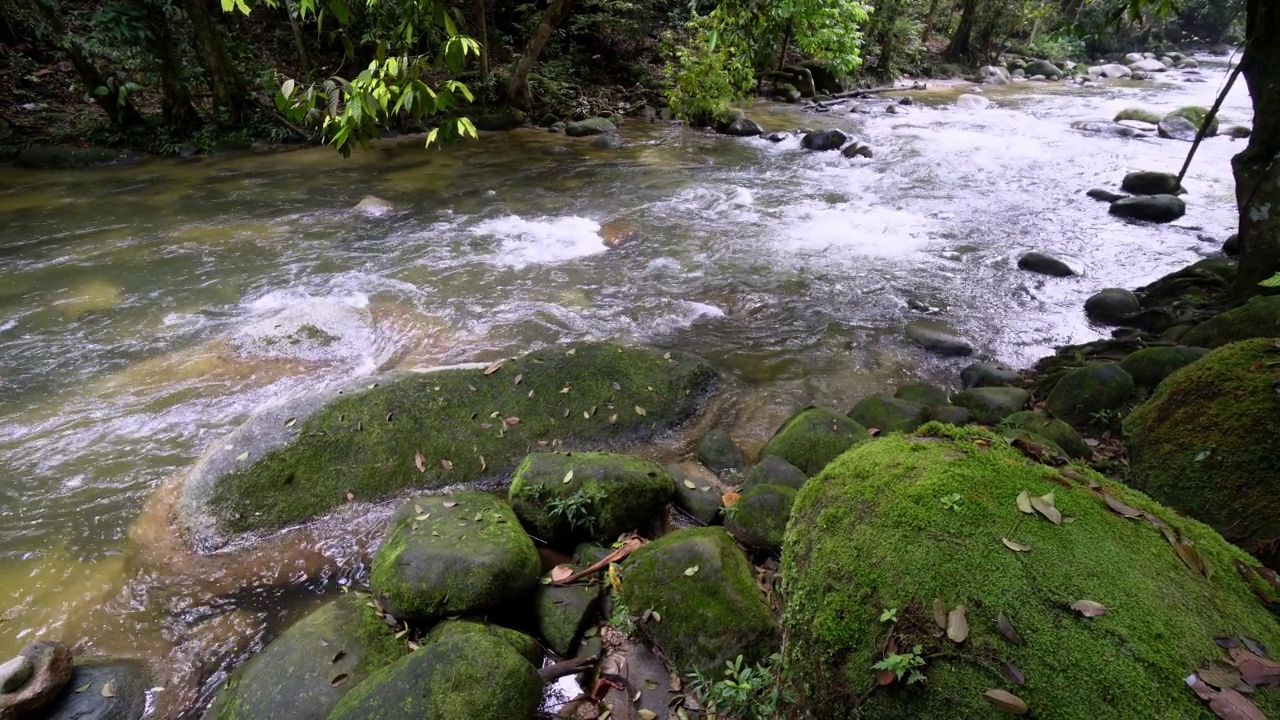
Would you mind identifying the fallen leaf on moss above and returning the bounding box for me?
[1070,599,1107,618]
[634,406,647,416]
[996,612,1024,645]
[1030,493,1061,524]
[442,501,458,508]
[1002,662,1025,686]
[1016,491,1033,514]
[513,373,523,385]
[1198,666,1244,689]
[504,416,521,426]
[1173,537,1212,579]
[1228,648,1280,687]
[684,565,700,576]
[1242,637,1268,657]
[414,451,426,473]
[933,598,947,630]
[1216,637,1240,650]
[947,604,969,643]
[1187,674,1266,720]
[562,470,574,485]
[1104,495,1143,518]
[440,459,453,471]
[1002,538,1030,553]
[483,360,504,375]
[982,689,1028,714]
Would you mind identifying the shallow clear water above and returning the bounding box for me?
[0,54,1250,714]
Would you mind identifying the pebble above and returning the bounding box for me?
[0,655,33,693]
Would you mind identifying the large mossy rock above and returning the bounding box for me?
[422,620,541,666]
[509,452,674,546]
[999,410,1090,458]
[782,426,1280,720]
[743,455,808,491]
[1181,295,1280,348]
[724,483,796,551]
[178,344,714,550]
[960,361,1020,389]
[848,394,929,434]
[566,117,618,136]
[1125,339,1280,565]
[1118,345,1210,390]
[893,383,949,408]
[205,596,403,720]
[534,583,600,656]
[1164,106,1219,137]
[370,493,539,620]
[1045,362,1134,425]
[949,387,1029,425]
[328,622,542,720]
[758,407,871,476]
[619,528,778,677]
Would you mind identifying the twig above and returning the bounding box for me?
[553,533,645,585]
[1175,59,1244,187]
[272,111,310,140]
[538,656,597,682]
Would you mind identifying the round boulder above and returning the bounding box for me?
[1164,106,1218,137]
[725,483,797,551]
[371,492,540,620]
[1222,233,1240,256]
[1181,295,1280,348]
[1126,339,1280,565]
[1109,195,1185,223]
[800,129,847,151]
[1045,362,1134,426]
[1120,171,1181,195]
[1114,109,1164,125]
[1084,288,1141,325]
[743,455,808,491]
[959,361,1020,389]
[893,383,949,408]
[950,387,1030,425]
[1017,252,1075,277]
[906,320,974,357]
[698,429,746,472]
[44,660,150,720]
[721,117,764,137]
[954,94,992,110]
[566,117,618,137]
[758,407,872,477]
[0,642,73,718]
[1118,346,1211,391]
[999,410,1091,458]
[668,463,725,525]
[848,394,930,434]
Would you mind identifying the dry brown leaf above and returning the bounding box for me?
[1030,493,1062,524]
[947,604,969,643]
[330,674,349,687]
[1228,648,1280,687]
[876,668,897,686]
[1173,538,1213,579]
[1016,490,1033,515]
[550,564,575,583]
[1002,538,1031,553]
[996,612,1024,645]
[483,360,505,375]
[1188,675,1267,720]
[1070,599,1107,618]
[504,416,521,426]
[982,689,1029,714]
[722,492,741,508]
[1104,494,1143,519]
[100,682,116,698]
[414,451,426,473]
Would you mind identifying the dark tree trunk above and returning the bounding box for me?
[135,0,202,129]
[283,0,312,75]
[921,0,943,47]
[26,0,147,127]
[505,0,577,109]
[1234,0,1280,293]
[875,0,903,75]
[473,0,489,80]
[182,0,248,124]
[944,0,978,61]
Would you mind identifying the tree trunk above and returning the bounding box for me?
[777,19,793,72]
[283,0,312,75]
[920,0,943,47]
[1234,0,1280,292]
[135,0,202,129]
[944,0,978,61]
[505,0,578,109]
[26,0,147,127]
[473,0,489,80]
[182,0,248,124]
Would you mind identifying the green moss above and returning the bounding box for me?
[370,493,539,620]
[509,452,673,546]
[1181,295,1280,348]
[759,407,871,476]
[782,424,1280,719]
[423,620,541,666]
[949,387,1029,425]
[533,583,601,656]
[999,410,1090,458]
[849,394,930,435]
[208,596,404,720]
[1166,106,1219,136]
[1125,339,1280,565]
[620,527,779,677]
[294,323,339,345]
[893,383,950,408]
[743,455,808,491]
[328,630,541,719]
[1044,362,1134,426]
[200,344,714,536]
[1118,346,1211,390]
[1114,108,1164,124]
[725,483,796,551]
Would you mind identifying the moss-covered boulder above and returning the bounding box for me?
[668,463,724,524]
[370,493,539,620]
[509,452,673,546]
[1181,295,1280,348]
[1164,106,1219,136]
[927,405,970,425]
[743,455,808,491]
[1084,288,1141,325]
[1114,108,1164,125]
[1118,346,1211,390]
[1125,339,1280,565]
[423,619,541,666]
[758,407,871,476]
[959,361,1019,389]
[206,596,403,720]
[178,344,714,550]
[619,528,778,677]
[328,622,542,719]
[1045,362,1134,425]
[999,410,1091,458]
[782,426,1280,720]
[534,583,601,656]
[949,387,1029,425]
[697,429,745,471]
[849,394,929,434]
[725,484,796,551]
[893,383,949,408]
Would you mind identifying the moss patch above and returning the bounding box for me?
[783,424,1280,719]
[758,407,871,476]
[1044,362,1133,426]
[370,492,540,620]
[1119,346,1210,391]
[620,527,779,677]
[1125,339,1280,565]
[1181,295,1280,348]
[949,387,1029,425]
[423,620,541,666]
[509,452,674,546]
[533,583,601,656]
[999,410,1090,458]
[725,483,796,551]
[1165,106,1219,136]
[849,394,930,435]
[184,343,714,544]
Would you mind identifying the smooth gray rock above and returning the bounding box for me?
[1018,252,1075,277]
[960,361,1020,389]
[1109,194,1186,223]
[722,118,764,137]
[1129,58,1168,73]
[906,321,974,356]
[744,455,809,491]
[1070,121,1148,138]
[1158,115,1199,141]
[800,129,847,151]
[1084,288,1141,325]
[955,94,992,110]
[1087,188,1127,202]
[566,117,617,137]
[45,660,150,720]
[1121,171,1181,195]
[951,387,1031,425]
[698,429,746,472]
[0,656,33,693]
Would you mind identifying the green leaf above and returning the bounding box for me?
[1259,273,1280,288]
[281,78,296,100]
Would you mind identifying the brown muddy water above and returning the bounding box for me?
[0,53,1250,716]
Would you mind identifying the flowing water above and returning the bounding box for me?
[0,53,1251,715]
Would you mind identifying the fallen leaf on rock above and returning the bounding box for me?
[284,417,297,428]
[1242,637,1268,657]
[639,710,657,720]
[997,612,1024,645]
[414,451,426,473]
[1016,490,1033,515]
[982,689,1028,714]
[947,604,969,643]
[1003,662,1025,686]
[933,598,947,630]
[74,683,91,693]
[562,470,574,485]
[101,682,115,698]
[330,674,349,687]
[1002,538,1031,553]
[1030,493,1062,524]
[683,479,696,489]
[1070,599,1107,618]
[236,451,250,462]
[1104,495,1143,519]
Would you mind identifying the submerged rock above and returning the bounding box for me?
[44,660,150,720]
[1126,340,1280,565]
[1109,194,1185,223]
[353,196,397,217]
[1181,295,1280,347]
[743,455,808,491]
[1017,252,1075,277]
[848,394,929,434]
[950,386,1029,425]
[509,452,673,547]
[725,483,796,551]
[1045,362,1134,425]
[800,129,847,151]
[370,493,539,620]
[905,320,974,356]
[566,117,617,137]
[782,427,1280,719]
[1070,120,1147,138]
[175,344,714,551]
[697,429,746,472]
[1120,170,1181,195]
[619,528,778,677]
[1118,346,1210,390]
[954,94,992,110]
[841,142,873,159]
[1084,288,1141,325]
[758,407,871,476]
[590,134,625,150]
[328,621,541,719]
[205,596,402,719]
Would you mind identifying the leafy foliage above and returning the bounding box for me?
[686,653,794,720]
[546,485,605,535]
[871,643,927,684]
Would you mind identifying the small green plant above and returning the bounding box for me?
[686,653,793,720]
[1089,408,1123,430]
[879,607,898,623]
[872,644,927,685]
[723,501,741,523]
[546,486,603,535]
[939,493,963,512]
[1260,272,1280,288]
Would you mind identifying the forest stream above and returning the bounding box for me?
[0,54,1251,716]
